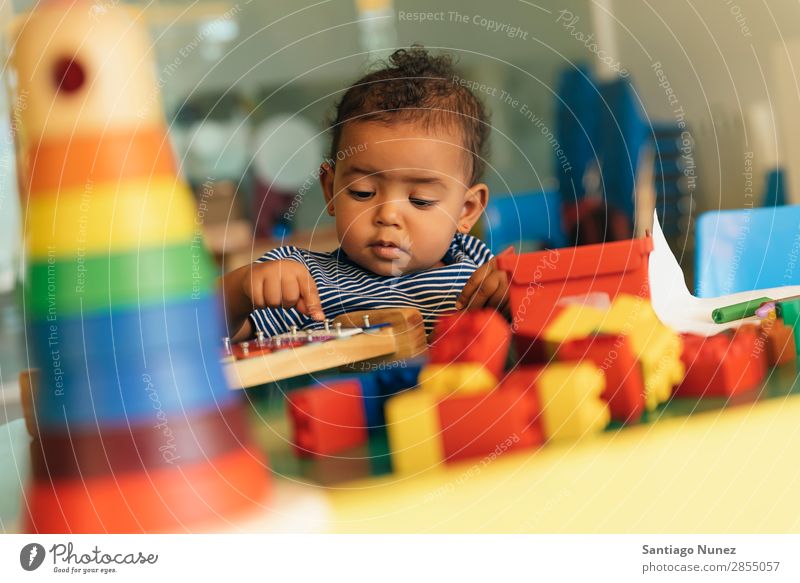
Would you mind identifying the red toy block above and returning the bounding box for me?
[429,310,511,378]
[286,380,367,456]
[557,334,645,423]
[437,371,543,463]
[731,325,769,389]
[496,235,654,340]
[675,326,767,398]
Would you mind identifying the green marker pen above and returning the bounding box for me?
[711,297,773,324]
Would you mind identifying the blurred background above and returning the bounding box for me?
[2,0,799,404]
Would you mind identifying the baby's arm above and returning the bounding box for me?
[221,259,325,342]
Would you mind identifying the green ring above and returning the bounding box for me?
[27,242,219,317]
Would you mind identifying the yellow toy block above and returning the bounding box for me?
[542,304,606,347]
[536,362,610,441]
[595,294,684,410]
[417,363,497,397]
[385,390,444,474]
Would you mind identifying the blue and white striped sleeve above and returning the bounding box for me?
[255,245,308,265]
[458,233,494,267]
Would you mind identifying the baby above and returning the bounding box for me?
[223,46,509,342]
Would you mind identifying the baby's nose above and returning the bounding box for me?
[374,200,401,227]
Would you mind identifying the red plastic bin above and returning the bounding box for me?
[496,235,654,340]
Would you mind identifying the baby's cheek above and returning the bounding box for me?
[412,230,453,265]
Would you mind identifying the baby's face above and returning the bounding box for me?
[321,120,487,276]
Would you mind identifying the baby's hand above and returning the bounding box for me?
[455,259,510,314]
[243,260,325,321]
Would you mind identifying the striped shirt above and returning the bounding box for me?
[249,233,493,337]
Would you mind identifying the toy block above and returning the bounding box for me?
[676,333,732,397]
[535,362,610,441]
[760,316,796,366]
[333,307,428,366]
[499,366,546,394]
[557,334,646,423]
[286,380,368,457]
[373,359,425,395]
[731,325,769,389]
[418,363,498,397]
[297,444,374,486]
[595,294,683,410]
[675,326,767,398]
[355,375,384,431]
[437,379,543,462]
[509,333,550,365]
[497,235,653,339]
[429,310,511,378]
[358,361,425,429]
[385,389,444,474]
[541,304,606,348]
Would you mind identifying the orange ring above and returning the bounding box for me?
[23,447,270,533]
[21,129,178,195]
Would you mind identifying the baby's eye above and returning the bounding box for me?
[348,190,375,200]
[409,197,437,209]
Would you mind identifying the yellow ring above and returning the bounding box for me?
[25,177,199,259]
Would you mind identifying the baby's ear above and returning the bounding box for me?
[319,161,336,216]
[459,183,489,233]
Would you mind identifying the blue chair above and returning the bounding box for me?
[555,64,601,202]
[598,77,648,225]
[695,205,800,297]
[482,190,567,254]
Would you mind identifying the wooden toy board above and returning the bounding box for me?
[245,362,800,532]
[223,325,398,389]
[223,308,428,389]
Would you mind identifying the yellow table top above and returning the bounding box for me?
[325,393,800,533]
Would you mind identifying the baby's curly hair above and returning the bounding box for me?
[328,45,491,185]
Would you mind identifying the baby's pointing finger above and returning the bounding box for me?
[298,271,325,321]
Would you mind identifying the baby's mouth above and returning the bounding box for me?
[368,240,406,260]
